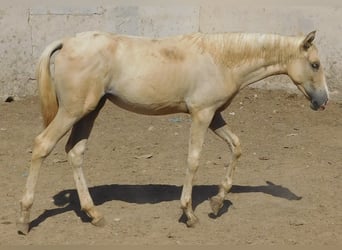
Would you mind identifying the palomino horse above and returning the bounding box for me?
[17,31,329,234]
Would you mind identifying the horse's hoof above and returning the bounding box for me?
[210,196,224,216]
[17,222,29,235]
[91,216,106,227]
[186,215,199,228]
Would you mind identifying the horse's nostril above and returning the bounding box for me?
[310,100,320,110]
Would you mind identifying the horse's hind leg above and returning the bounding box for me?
[17,110,78,235]
[209,112,242,216]
[65,97,106,227]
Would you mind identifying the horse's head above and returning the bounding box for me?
[287,31,329,111]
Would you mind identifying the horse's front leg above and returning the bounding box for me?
[209,112,242,215]
[180,108,215,227]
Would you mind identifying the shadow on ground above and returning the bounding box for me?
[29,181,301,231]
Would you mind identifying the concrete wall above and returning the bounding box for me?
[1,0,341,100]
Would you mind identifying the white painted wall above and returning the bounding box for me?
[1,0,341,100]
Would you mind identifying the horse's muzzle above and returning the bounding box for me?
[310,99,328,111]
[309,92,329,111]
[297,84,329,111]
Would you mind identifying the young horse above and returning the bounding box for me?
[17,31,329,234]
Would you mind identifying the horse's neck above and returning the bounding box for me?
[233,59,287,89]
[201,33,300,89]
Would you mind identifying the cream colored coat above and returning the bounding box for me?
[18,31,328,234]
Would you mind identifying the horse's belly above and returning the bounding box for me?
[106,70,191,114]
[107,94,188,115]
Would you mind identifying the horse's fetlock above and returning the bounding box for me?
[180,199,190,210]
[81,205,94,213]
[20,196,34,210]
[234,145,242,159]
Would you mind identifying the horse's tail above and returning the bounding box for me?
[36,40,63,128]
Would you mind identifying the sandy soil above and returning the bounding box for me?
[1,88,341,245]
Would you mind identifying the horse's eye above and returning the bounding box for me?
[311,62,320,70]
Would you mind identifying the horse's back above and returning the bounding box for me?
[54,31,227,115]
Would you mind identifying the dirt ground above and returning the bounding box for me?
[0,87,341,245]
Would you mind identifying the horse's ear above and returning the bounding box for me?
[302,31,316,50]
